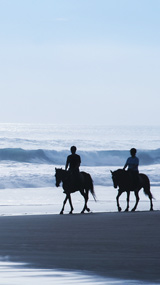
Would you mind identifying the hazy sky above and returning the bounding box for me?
[0,0,160,125]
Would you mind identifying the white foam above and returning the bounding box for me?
[0,260,153,285]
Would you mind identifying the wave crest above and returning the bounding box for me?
[0,148,160,166]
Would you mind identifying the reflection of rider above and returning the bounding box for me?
[65,146,81,188]
[123,148,139,188]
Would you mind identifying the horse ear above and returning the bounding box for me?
[110,170,113,174]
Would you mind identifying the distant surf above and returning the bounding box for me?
[0,124,160,190]
[0,148,160,166]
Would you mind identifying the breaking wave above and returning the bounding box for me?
[0,148,160,166]
[0,148,160,189]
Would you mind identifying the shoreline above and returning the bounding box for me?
[0,211,160,283]
[0,185,159,216]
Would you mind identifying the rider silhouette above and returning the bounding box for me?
[65,146,82,188]
[123,148,139,188]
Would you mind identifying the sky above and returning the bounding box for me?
[0,0,160,125]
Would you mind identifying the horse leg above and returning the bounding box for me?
[125,191,130,212]
[144,183,154,211]
[116,190,122,212]
[60,194,74,214]
[68,194,74,214]
[148,192,153,211]
[131,191,139,212]
[81,190,90,214]
[140,173,153,211]
[60,195,68,214]
[85,190,90,212]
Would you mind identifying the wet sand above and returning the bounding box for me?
[0,211,160,283]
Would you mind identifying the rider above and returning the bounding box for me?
[65,146,82,188]
[123,148,139,189]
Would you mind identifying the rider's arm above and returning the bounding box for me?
[123,158,128,170]
[76,155,81,168]
[123,164,127,170]
[65,157,69,170]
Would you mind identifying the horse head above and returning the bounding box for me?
[111,169,127,189]
[111,170,118,188]
[55,168,63,187]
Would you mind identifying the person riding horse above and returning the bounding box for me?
[123,148,139,189]
[65,146,82,189]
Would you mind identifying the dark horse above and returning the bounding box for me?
[55,168,96,214]
[111,169,153,212]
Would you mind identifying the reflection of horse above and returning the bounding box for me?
[55,168,96,214]
[111,169,153,212]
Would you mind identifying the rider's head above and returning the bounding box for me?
[130,148,137,156]
[70,146,77,154]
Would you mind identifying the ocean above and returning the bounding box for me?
[0,123,160,190]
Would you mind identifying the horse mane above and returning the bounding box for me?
[115,169,126,177]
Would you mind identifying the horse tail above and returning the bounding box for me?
[89,175,96,201]
[140,173,153,199]
[81,172,96,201]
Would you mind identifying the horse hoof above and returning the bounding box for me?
[60,211,63,215]
[131,208,135,212]
[125,209,129,212]
[69,211,73,214]
[118,208,122,212]
[87,208,90,212]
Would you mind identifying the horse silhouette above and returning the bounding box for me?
[111,169,153,212]
[55,168,96,214]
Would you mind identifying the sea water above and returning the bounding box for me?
[0,123,160,215]
[0,123,160,190]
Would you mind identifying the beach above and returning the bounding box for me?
[0,124,160,283]
[0,210,160,283]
